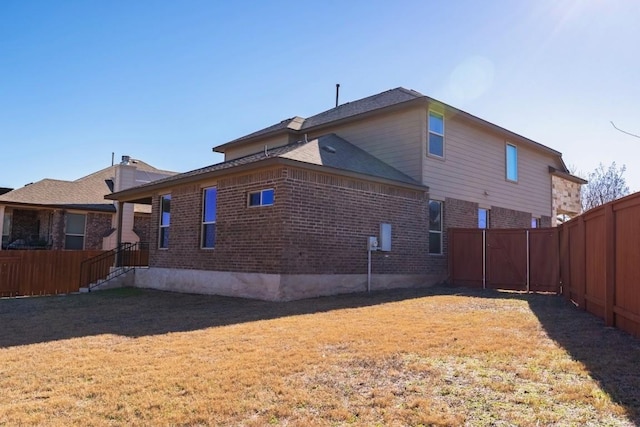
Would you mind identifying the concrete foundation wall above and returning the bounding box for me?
[133,267,441,301]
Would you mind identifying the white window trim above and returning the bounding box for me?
[428,110,445,159]
[201,187,217,249]
[248,188,274,207]
[159,194,171,250]
[506,142,518,182]
[429,200,444,255]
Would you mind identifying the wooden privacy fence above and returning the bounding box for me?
[559,192,640,338]
[449,228,560,293]
[0,250,105,297]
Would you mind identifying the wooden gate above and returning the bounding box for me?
[449,228,560,293]
[486,230,527,290]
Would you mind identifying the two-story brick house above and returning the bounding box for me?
[107,88,584,300]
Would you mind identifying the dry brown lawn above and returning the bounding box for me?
[0,286,639,426]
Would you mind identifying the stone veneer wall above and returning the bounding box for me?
[552,175,583,221]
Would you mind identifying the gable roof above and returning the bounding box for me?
[0,159,176,212]
[215,87,423,151]
[107,134,425,203]
[213,87,569,168]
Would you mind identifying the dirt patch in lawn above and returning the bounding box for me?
[0,286,638,426]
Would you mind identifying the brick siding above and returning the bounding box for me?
[85,212,113,250]
[133,214,151,244]
[490,206,533,228]
[540,215,552,228]
[149,166,430,275]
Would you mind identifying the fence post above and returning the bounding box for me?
[576,215,586,309]
[482,229,486,290]
[604,204,615,327]
[526,229,530,292]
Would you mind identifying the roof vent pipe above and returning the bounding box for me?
[335,83,340,108]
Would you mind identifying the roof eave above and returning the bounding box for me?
[277,157,428,193]
[0,200,116,212]
[106,156,428,203]
[213,128,298,154]
[548,166,588,184]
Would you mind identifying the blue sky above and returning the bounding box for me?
[2,0,639,190]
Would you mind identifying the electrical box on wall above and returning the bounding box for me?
[368,236,379,251]
[379,223,391,252]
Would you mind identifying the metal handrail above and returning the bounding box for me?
[79,242,149,291]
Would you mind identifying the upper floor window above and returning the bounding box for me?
[248,189,274,207]
[478,208,490,229]
[428,111,445,158]
[65,213,86,250]
[202,187,217,249]
[429,200,443,255]
[159,194,171,249]
[506,143,518,182]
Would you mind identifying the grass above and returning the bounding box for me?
[0,286,639,426]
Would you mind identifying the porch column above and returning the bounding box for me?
[0,205,5,251]
[115,201,124,267]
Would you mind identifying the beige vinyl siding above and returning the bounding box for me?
[423,115,564,217]
[224,135,290,161]
[308,108,423,181]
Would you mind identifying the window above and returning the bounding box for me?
[428,111,445,158]
[248,189,274,207]
[531,217,540,228]
[506,143,518,182]
[65,213,86,250]
[429,200,443,254]
[159,194,171,249]
[2,211,11,247]
[202,187,217,249]
[478,208,490,229]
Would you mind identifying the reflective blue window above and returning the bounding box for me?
[478,208,489,229]
[202,188,217,248]
[506,144,518,181]
[248,189,274,207]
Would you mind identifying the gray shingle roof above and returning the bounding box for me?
[0,160,176,212]
[221,87,423,147]
[280,134,420,185]
[117,134,422,196]
[301,87,422,130]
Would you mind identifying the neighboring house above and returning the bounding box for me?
[106,87,585,301]
[0,156,176,250]
[0,188,12,195]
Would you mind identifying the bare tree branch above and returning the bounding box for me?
[611,121,640,139]
[582,162,630,211]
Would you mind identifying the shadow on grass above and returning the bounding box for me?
[3,285,639,422]
[0,285,443,348]
[445,285,640,424]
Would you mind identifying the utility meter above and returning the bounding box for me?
[368,236,379,251]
